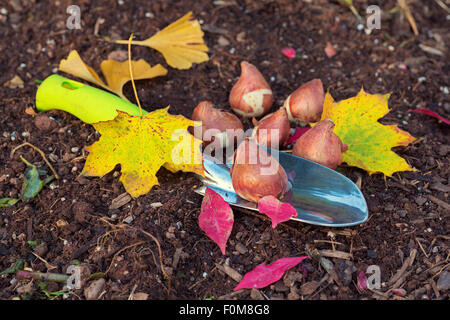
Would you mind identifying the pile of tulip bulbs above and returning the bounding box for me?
[192,61,347,203]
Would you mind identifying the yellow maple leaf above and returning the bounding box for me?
[59,50,167,101]
[316,88,417,176]
[82,108,204,198]
[115,11,209,70]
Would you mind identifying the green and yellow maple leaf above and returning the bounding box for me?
[316,88,417,176]
[82,108,203,198]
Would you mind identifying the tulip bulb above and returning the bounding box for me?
[192,101,244,148]
[292,119,347,170]
[231,138,288,203]
[229,61,273,118]
[283,79,324,125]
[251,107,290,149]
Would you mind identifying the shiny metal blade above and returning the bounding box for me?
[194,146,368,227]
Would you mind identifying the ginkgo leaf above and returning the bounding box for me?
[100,59,168,100]
[115,12,209,70]
[316,88,417,176]
[59,50,167,101]
[82,108,203,198]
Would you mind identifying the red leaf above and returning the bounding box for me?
[234,256,310,291]
[357,271,367,291]
[409,108,450,125]
[258,195,297,228]
[286,126,311,145]
[324,42,337,58]
[198,188,234,255]
[281,47,296,58]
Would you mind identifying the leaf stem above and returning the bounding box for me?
[127,33,143,118]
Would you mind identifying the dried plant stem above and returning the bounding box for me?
[397,0,419,35]
[11,142,59,179]
[127,33,143,118]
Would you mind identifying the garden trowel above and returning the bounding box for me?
[194,149,368,227]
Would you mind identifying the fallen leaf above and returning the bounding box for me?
[198,188,234,255]
[82,108,203,198]
[116,12,209,70]
[100,59,167,101]
[324,42,337,58]
[408,108,450,125]
[257,195,297,228]
[59,50,167,101]
[357,270,367,291]
[3,75,24,89]
[281,47,296,58]
[391,288,406,297]
[0,198,19,207]
[285,127,311,145]
[233,256,310,291]
[20,157,54,202]
[25,106,37,116]
[316,89,417,176]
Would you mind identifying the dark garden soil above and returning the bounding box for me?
[0,0,449,300]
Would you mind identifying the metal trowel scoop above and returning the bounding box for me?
[194,147,368,227]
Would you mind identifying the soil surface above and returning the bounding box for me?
[0,0,449,300]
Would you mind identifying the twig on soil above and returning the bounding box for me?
[434,0,450,14]
[95,216,172,295]
[189,266,218,290]
[11,142,60,179]
[427,195,450,211]
[397,0,419,35]
[105,241,145,275]
[16,270,69,283]
[389,248,417,286]
[32,252,57,271]
[415,238,430,259]
[319,250,353,260]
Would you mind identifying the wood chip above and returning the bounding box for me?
[109,192,132,209]
[427,195,450,211]
[215,263,242,283]
[300,281,319,295]
[418,44,444,56]
[320,250,353,260]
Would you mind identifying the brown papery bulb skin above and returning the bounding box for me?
[229,61,273,118]
[231,139,288,203]
[251,107,290,149]
[192,101,244,148]
[283,79,324,124]
[292,119,347,170]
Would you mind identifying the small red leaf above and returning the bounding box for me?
[258,195,297,228]
[198,188,234,255]
[281,47,296,58]
[357,271,367,291]
[324,42,337,58]
[408,108,450,125]
[234,256,310,291]
[286,126,311,145]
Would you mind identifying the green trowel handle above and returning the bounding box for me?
[35,74,148,123]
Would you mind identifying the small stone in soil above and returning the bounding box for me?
[84,278,105,300]
[415,196,427,206]
[437,271,450,291]
[397,210,408,217]
[367,250,378,259]
[235,242,248,255]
